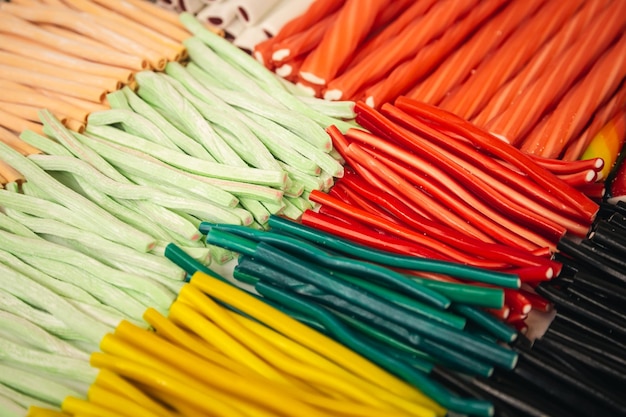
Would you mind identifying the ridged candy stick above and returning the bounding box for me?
[521,34,626,158]
[362,0,506,109]
[269,11,339,66]
[298,0,387,86]
[472,0,612,128]
[485,0,626,145]
[253,0,344,68]
[324,0,479,101]
[408,0,547,107]
[439,0,586,121]
[347,0,439,68]
[563,82,626,162]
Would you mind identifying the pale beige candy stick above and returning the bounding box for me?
[0,12,148,70]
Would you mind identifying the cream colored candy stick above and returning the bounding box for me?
[0,123,43,154]
[1,88,90,122]
[0,63,108,103]
[0,101,47,123]
[0,51,122,93]
[0,160,26,184]
[0,80,33,93]
[37,89,110,113]
[61,0,185,62]
[0,12,148,70]
[2,4,167,70]
[89,0,193,42]
[0,34,134,84]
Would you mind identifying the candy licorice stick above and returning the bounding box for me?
[179,271,435,404]
[521,33,626,158]
[379,107,573,239]
[485,0,626,144]
[0,125,41,156]
[201,222,451,309]
[408,0,545,106]
[472,0,612,128]
[297,0,387,86]
[0,34,134,83]
[564,81,626,162]
[2,3,168,70]
[324,0,479,101]
[0,12,148,71]
[345,133,551,250]
[0,51,121,93]
[394,98,599,221]
[439,0,585,121]
[90,0,193,42]
[59,0,186,62]
[0,107,44,135]
[269,11,339,66]
[347,0,438,68]
[267,0,345,45]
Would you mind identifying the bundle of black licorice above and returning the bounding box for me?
[431,201,626,417]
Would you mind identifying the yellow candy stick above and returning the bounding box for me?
[88,385,163,417]
[114,320,334,417]
[144,307,275,379]
[93,369,176,417]
[90,352,247,417]
[62,397,129,417]
[178,283,407,412]
[228,309,445,417]
[582,110,626,179]
[188,271,433,401]
[168,299,290,384]
[26,406,69,417]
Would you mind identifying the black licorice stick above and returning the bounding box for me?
[571,271,626,303]
[515,345,626,414]
[545,321,626,362]
[535,283,626,337]
[590,223,626,255]
[565,285,626,323]
[542,328,626,376]
[510,357,617,417]
[470,373,572,417]
[580,239,626,269]
[608,211,626,229]
[550,309,626,348]
[538,336,626,383]
[557,237,626,283]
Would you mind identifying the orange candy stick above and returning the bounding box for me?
[269,0,345,43]
[270,11,339,66]
[472,0,612,128]
[407,0,547,107]
[485,0,626,145]
[563,82,626,162]
[362,0,505,109]
[253,0,344,68]
[0,107,44,137]
[521,34,626,158]
[298,0,388,87]
[347,0,439,68]
[439,0,586,121]
[323,0,479,101]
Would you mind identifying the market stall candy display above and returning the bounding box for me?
[1,1,626,416]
